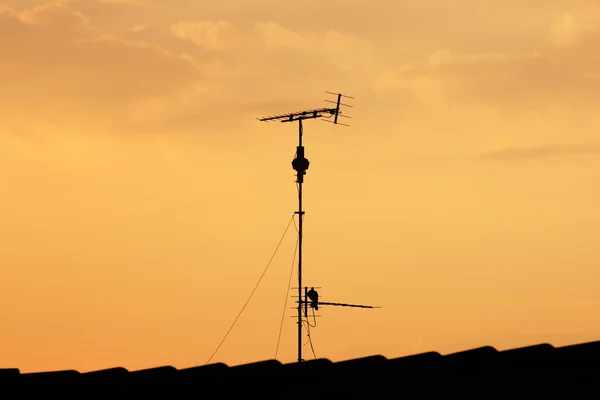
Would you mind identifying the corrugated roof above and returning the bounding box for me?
[3,340,599,393]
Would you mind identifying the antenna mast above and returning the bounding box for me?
[259,92,377,363]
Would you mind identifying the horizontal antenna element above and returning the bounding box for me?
[257,92,354,127]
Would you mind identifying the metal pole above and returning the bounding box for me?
[297,118,303,363]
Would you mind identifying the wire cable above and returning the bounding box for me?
[311,306,318,327]
[274,227,299,360]
[307,326,316,359]
[301,307,317,359]
[303,318,317,359]
[204,214,295,365]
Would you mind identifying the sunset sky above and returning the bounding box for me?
[2,0,600,373]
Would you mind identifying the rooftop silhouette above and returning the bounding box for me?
[4,340,599,394]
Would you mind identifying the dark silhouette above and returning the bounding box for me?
[208,93,377,367]
[307,287,319,310]
[258,91,361,363]
[3,340,599,395]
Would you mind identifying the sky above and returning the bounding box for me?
[2,0,600,373]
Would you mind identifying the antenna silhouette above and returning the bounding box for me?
[259,92,379,363]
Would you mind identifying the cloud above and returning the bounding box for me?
[93,0,144,4]
[19,2,92,32]
[170,20,237,51]
[165,18,380,117]
[2,2,380,136]
[379,8,600,111]
[480,144,600,161]
[253,20,372,61]
[0,3,202,133]
[551,10,600,46]
[246,21,377,100]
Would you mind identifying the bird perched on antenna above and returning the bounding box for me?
[307,287,319,310]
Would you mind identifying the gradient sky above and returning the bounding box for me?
[2,0,600,373]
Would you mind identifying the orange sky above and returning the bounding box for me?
[2,0,600,373]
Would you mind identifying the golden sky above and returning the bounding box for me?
[2,0,600,373]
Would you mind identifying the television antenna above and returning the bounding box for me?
[259,92,380,363]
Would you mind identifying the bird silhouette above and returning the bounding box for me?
[307,287,319,310]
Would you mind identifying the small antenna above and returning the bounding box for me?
[323,91,354,127]
[258,92,379,363]
[257,91,353,125]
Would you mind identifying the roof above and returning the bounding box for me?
[3,340,599,393]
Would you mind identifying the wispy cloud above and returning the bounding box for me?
[480,144,600,161]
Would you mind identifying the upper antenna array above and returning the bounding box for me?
[258,92,354,127]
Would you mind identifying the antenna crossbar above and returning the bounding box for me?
[295,300,381,309]
[315,301,381,309]
[258,107,339,123]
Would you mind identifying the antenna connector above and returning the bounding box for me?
[292,146,309,183]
